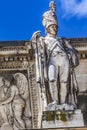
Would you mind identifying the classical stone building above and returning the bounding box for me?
[70,38,87,92]
[0,38,87,129]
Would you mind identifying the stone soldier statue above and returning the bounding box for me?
[31,1,79,110]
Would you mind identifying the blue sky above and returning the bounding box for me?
[0,0,87,41]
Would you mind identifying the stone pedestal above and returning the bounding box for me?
[42,109,84,128]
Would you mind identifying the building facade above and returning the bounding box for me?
[0,38,87,129]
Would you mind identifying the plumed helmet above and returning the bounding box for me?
[42,1,58,29]
[49,0,56,12]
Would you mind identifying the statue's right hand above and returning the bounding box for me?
[31,31,41,43]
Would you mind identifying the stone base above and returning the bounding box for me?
[42,109,84,128]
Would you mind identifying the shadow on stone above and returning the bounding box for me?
[78,93,87,126]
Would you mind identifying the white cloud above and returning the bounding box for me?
[60,0,87,17]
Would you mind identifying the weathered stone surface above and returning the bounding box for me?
[42,110,84,128]
[1,123,13,130]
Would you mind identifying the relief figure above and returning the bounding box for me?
[0,75,26,129]
[0,73,31,130]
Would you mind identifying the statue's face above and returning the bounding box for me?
[5,79,10,87]
[47,24,58,36]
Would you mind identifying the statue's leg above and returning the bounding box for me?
[13,105,26,129]
[0,106,8,123]
[60,82,68,104]
[60,62,69,104]
[48,64,58,103]
[49,81,58,103]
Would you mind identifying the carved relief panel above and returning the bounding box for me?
[0,43,40,130]
[0,71,31,130]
